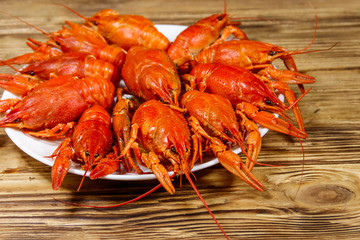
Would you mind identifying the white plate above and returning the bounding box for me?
[1,24,273,181]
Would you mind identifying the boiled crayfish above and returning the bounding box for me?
[0,75,115,139]
[0,4,325,239]
[121,46,181,106]
[183,63,308,136]
[166,10,247,72]
[51,104,115,191]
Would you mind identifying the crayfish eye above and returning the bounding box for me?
[94,153,99,158]
[269,50,277,56]
[224,129,233,137]
[217,16,224,21]
[265,98,274,105]
[28,71,35,76]
[171,146,177,153]
[92,21,98,26]
[85,151,90,156]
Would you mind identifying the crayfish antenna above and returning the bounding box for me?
[290,1,318,55]
[77,165,89,192]
[0,10,52,38]
[223,0,227,14]
[53,172,177,208]
[287,2,337,57]
[54,3,98,28]
[53,3,88,22]
[294,137,306,200]
[286,87,312,111]
[184,171,229,240]
[0,60,20,72]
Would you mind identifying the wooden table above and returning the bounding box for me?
[0,0,359,239]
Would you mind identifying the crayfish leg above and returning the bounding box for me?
[237,102,308,139]
[282,56,306,93]
[217,150,264,192]
[267,81,306,132]
[209,25,249,48]
[25,122,76,140]
[237,112,262,171]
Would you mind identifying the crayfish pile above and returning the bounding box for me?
[0,7,316,237]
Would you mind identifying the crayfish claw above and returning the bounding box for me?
[238,102,308,139]
[51,139,74,190]
[0,73,41,96]
[153,166,175,195]
[143,152,175,195]
[257,67,316,85]
[217,150,264,192]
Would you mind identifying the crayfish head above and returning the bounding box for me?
[250,80,287,112]
[164,142,191,174]
[244,41,289,65]
[163,115,192,172]
[196,13,230,32]
[258,94,288,117]
[85,9,120,35]
[73,106,114,172]
[74,125,113,192]
[262,44,294,68]
[141,66,181,107]
[80,150,101,170]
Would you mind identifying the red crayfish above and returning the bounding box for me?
[0,4,327,239]
[0,75,115,139]
[51,104,115,191]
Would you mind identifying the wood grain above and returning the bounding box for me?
[1,0,360,239]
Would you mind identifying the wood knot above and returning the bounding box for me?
[297,184,353,206]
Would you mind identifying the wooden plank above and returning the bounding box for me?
[1,0,360,239]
